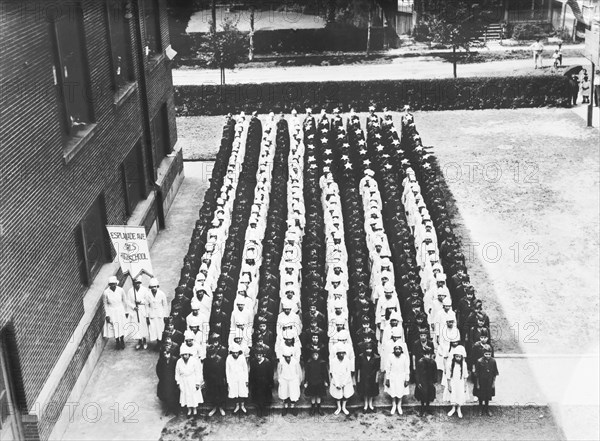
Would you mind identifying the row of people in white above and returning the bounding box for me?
[184,114,251,360]
[274,111,306,371]
[229,113,278,356]
[194,113,250,299]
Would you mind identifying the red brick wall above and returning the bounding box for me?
[0,1,176,437]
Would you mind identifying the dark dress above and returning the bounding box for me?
[357,354,380,397]
[249,357,274,408]
[156,356,180,412]
[474,357,499,400]
[414,356,437,402]
[304,358,328,397]
[203,355,227,406]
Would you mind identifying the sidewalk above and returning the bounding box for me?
[59,161,211,441]
[173,55,591,85]
[58,162,599,441]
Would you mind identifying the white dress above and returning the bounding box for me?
[103,287,127,338]
[329,357,354,400]
[175,357,203,407]
[443,360,468,405]
[226,355,249,398]
[385,353,410,398]
[146,290,168,341]
[124,286,149,339]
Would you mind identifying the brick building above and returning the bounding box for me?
[0,1,183,439]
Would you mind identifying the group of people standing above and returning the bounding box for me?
[104,108,500,419]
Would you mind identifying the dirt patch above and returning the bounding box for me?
[159,406,563,440]
[177,116,226,160]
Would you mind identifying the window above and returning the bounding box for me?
[0,331,24,441]
[151,103,171,162]
[106,0,135,90]
[122,141,145,215]
[49,1,93,136]
[75,196,109,286]
[144,0,162,58]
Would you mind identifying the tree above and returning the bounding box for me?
[203,17,247,84]
[421,1,499,78]
[249,4,255,61]
[366,0,374,54]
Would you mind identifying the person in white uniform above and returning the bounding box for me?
[146,278,168,348]
[176,344,203,416]
[125,276,149,350]
[226,343,249,414]
[385,344,410,415]
[103,276,127,349]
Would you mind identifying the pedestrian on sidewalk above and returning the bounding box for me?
[304,350,329,416]
[594,70,600,107]
[581,75,591,103]
[444,345,468,419]
[226,343,249,414]
[279,347,302,416]
[103,276,127,350]
[530,39,544,69]
[330,344,355,415]
[176,345,203,417]
[473,345,499,416]
[385,344,410,415]
[147,278,168,349]
[125,276,149,350]
[414,349,437,416]
[356,345,380,413]
[156,349,180,416]
[569,75,580,106]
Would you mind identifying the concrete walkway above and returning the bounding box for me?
[59,162,211,441]
[173,56,591,85]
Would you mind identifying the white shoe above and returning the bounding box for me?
[342,407,349,415]
[457,408,463,419]
[390,405,397,415]
[448,407,456,417]
[334,408,341,415]
[241,404,247,414]
[208,408,217,417]
[397,406,403,415]
[219,408,225,416]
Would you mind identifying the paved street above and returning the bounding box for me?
[173,56,591,85]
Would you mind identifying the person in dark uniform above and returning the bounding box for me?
[356,345,380,412]
[414,349,437,416]
[249,351,274,417]
[156,349,180,416]
[204,350,227,416]
[304,351,329,415]
[474,345,499,416]
[162,317,184,346]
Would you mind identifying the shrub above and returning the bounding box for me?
[512,23,551,40]
[174,76,571,116]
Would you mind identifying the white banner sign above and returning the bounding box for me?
[106,225,154,279]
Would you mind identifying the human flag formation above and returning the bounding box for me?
[106,225,154,278]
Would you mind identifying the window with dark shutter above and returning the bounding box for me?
[49,1,93,136]
[144,0,162,58]
[75,196,109,286]
[106,0,135,90]
[151,103,171,163]
[122,141,145,216]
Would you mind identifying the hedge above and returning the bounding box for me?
[175,25,390,59]
[175,76,571,116]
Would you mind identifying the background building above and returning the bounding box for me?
[0,0,183,439]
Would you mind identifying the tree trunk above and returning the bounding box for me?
[327,0,336,24]
[220,67,225,85]
[211,0,217,33]
[453,45,457,78]
[530,0,536,20]
[249,6,255,61]
[366,0,373,55]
